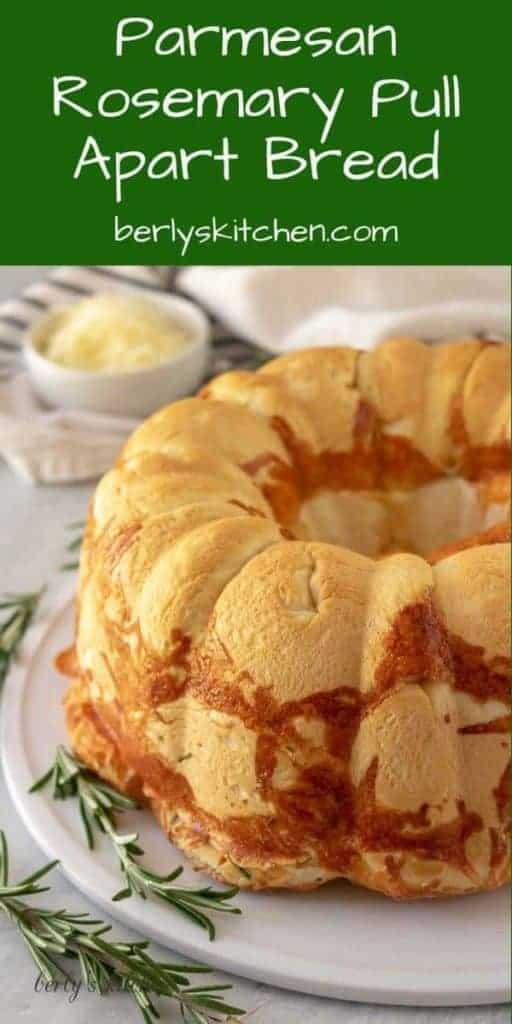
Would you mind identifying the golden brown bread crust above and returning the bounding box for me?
[429,519,510,563]
[63,338,511,898]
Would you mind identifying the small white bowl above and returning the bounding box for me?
[24,291,211,419]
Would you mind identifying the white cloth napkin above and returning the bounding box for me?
[177,265,511,351]
[1,264,509,485]
[0,374,138,484]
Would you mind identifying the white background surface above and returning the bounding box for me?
[0,266,509,1024]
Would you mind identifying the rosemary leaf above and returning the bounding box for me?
[60,521,85,571]
[59,561,80,572]
[66,536,84,553]
[0,590,43,686]
[31,747,241,940]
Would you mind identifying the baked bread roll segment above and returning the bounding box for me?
[63,339,510,898]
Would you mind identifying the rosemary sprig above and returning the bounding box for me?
[0,830,243,1024]
[60,521,85,572]
[0,590,43,686]
[31,747,241,940]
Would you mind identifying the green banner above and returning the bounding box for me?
[1,2,509,263]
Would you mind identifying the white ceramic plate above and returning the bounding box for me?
[2,582,510,1007]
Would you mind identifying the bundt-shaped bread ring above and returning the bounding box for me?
[62,338,511,898]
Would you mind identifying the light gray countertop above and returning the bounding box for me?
[0,267,508,1024]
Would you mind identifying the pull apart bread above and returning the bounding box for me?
[60,338,511,898]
